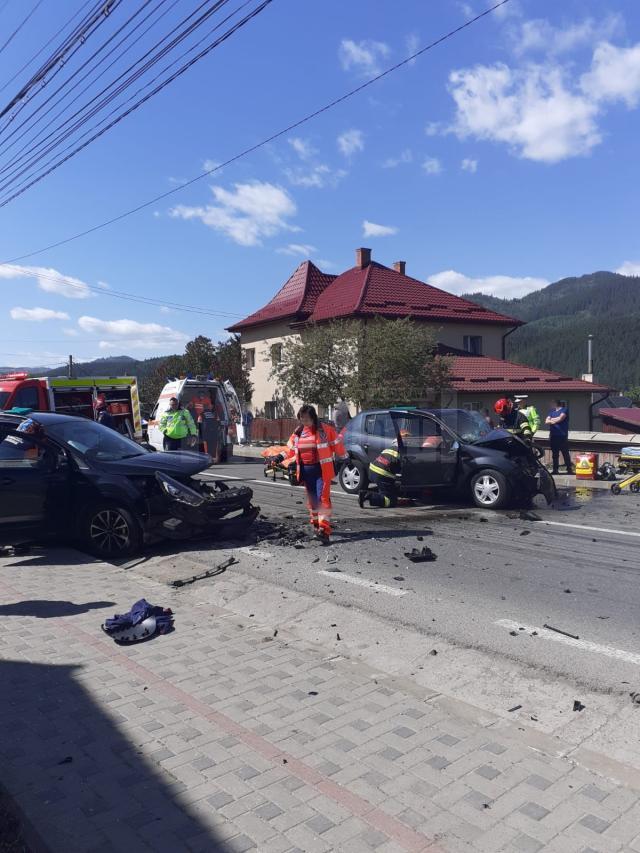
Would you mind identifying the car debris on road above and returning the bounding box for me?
[101,598,174,644]
[170,556,237,587]
[405,546,437,563]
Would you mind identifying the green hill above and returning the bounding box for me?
[464,271,640,390]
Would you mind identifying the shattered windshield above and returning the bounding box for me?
[434,410,493,444]
[46,419,147,461]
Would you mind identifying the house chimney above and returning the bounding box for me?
[581,333,594,383]
[393,261,406,275]
[356,247,371,269]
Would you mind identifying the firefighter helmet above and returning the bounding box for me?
[494,398,513,416]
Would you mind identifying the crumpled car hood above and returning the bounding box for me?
[471,429,529,454]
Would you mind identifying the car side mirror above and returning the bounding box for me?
[450,440,460,452]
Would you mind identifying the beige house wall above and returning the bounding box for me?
[241,319,513,415]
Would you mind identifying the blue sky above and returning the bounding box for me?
[0,0,639,367]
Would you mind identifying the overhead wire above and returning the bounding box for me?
[0,0,265,202]
[0,0,179,170]
[0,0,512,265]
[0,0,235,188]
[0,0,95,96]
[0,0,46,58]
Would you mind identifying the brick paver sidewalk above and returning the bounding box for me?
[1,552,640,853]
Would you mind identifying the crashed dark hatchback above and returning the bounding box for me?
[339,407,555,509]
[0,412,258,558]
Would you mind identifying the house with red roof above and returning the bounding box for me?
[228,248,608,429]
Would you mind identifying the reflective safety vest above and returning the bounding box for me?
[520,405,540,434]
[159,407,197,440]
[284,423,346,485]
[369,447,401,479]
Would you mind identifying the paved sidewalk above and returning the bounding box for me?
[1,552,640,853]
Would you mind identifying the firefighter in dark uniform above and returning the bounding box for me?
[358,430,410,508]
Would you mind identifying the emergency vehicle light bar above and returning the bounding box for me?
[0,372,29,380]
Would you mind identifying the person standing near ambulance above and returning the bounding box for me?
[270,404,346,544]
[159,396,197,451]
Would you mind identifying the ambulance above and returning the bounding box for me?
[0,372,143,438]
[147,376,244,462]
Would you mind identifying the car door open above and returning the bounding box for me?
[390,412,459,489]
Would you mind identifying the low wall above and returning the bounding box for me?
[249,417,299,445]
[534,430,640,466]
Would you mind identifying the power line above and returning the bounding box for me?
[0,0,95,96]
[0,0,46,58]
[1,0,511,264]
[0,0,271,205]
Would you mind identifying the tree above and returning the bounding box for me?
[353,318,451,408]
[270,320,359,410]
[211,335,253,403]
[139,354,184,411]
[183,335,217,376]
[271,317,451,410]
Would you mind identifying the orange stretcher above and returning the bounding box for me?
[261,445,298,484]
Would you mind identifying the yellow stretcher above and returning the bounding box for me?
[611,449,640,494]
[611,470,640,495]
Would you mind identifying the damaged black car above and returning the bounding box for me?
[0,412,258,558]
[339,407,555,509]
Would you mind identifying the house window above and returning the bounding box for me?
[245,348,255,370]
[265,401,277,419]
[463,335,483,355]
[270,343,282,365]
[462,401,482,412]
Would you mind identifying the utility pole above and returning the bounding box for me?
[68,354,73,379]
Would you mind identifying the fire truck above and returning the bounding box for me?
[0,373,143,438]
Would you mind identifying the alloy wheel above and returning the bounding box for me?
[473,474,501,506]
[89,509,131,554]
[341,464,361,490]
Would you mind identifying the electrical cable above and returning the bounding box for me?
[0,0,46,58]
[0,0,260,200]
[0,0,95,96]
[1,0,512,263]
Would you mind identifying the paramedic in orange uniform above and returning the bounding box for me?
[270,405,346,544]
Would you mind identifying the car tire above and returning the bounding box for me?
[470,469,510,510]
[80,504,141,559]
[339,459,368,494]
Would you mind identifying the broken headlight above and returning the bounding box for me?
[155,472,204,507]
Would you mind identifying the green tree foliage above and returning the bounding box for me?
[269,320,358,409]
[271,318,451,409]
[466,271,640,391]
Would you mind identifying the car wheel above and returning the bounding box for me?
[470,469,510,509]
[611,484,621,495]
[339,459,368,494]
[81,504,141,559]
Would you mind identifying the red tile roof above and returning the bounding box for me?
[228,259,522,331]
[309,262,522,326]
[227,261,335,331]
[449,354,609,393]
[598,408,640,426]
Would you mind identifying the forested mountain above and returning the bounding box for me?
[465,271,640,390]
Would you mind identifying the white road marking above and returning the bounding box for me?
[535,520,640,539]
[317,570,407,597]
[495,619,640,666]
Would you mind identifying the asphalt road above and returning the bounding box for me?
[198,458,640,698]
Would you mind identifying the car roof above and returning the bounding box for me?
[358,408,469,416]
[0,411,84,426]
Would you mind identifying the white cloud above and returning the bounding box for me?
[362,220,398,238]
[0,263,91,298]
[461,157,478,172]
[78,316,188,350]
[422,156,442,175]
[159,306,172,314]
[276,243,317,256]
[382,148,413,168]
[203,159,221,173]
[284,163,346,189]
[337,129,364,157]
[63,327,79,336]
[446,39,640,164]
[288,138,316,161]
[582,41,640,108]
[512,15,623,57]
[448,63,600,163]
[429,269,549,299]
[616,261,640,277]
[10,306,70,321]
[170,181,298,247]
[406,33,420,64]
[425,121,444,137]
[339,39,390,76]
